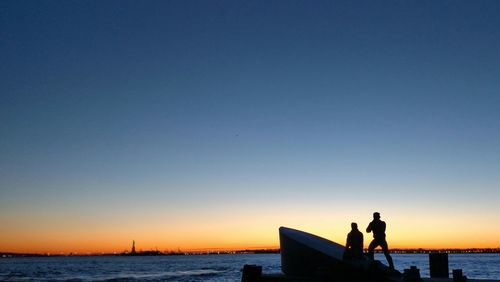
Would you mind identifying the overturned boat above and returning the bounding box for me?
[279,226,400,280]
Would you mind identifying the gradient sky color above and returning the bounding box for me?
[1,1,499,253]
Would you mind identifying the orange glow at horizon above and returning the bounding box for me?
[2,228,499,255]
[1,206,499,254]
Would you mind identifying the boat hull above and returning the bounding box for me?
[279,226,400,279]
[279,226,347,276]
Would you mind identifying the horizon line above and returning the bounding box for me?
[2,247,500,256]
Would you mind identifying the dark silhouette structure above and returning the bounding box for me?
[131,240,136,254]
[366,212,394,269]
[343,222,364,260]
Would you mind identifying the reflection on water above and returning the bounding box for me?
[0,253,498,281]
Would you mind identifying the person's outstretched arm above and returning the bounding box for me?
[366,222,372,233]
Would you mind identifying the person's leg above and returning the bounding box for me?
[367,239,377,260]
[380,240,394,269]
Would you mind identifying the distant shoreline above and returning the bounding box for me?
[1,248,499,258]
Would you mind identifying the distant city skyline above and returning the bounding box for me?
[1,1,499,253]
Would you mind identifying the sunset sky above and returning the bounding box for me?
[1,1,499,254]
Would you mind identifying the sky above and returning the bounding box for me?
[1,0,499,254]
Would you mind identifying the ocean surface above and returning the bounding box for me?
[0,253,499,281]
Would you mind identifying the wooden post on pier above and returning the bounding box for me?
[429,253,449,278]
[453,269,467,282]
[242,264,262,282]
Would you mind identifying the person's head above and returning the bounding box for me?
[373,212,381,219]
[351,222,358,230]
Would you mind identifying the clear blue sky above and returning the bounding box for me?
[1,1,499,251]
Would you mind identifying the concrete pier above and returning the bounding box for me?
[242,265,500,282]
[247,274,499,282]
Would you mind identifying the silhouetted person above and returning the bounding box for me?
[343,222,364,260]
[366,212,394,269]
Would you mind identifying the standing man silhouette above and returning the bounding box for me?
[366,212,394,269]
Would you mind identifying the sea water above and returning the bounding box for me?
[0,253,498,281]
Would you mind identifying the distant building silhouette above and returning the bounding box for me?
[131,240,136,254]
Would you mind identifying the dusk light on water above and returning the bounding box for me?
[1,0,499,281]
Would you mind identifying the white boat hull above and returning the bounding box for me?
[279,226,348,276]
[279,226,401,279]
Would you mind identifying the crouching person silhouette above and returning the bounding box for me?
[343,222,364,260]
[366,212,394,269]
